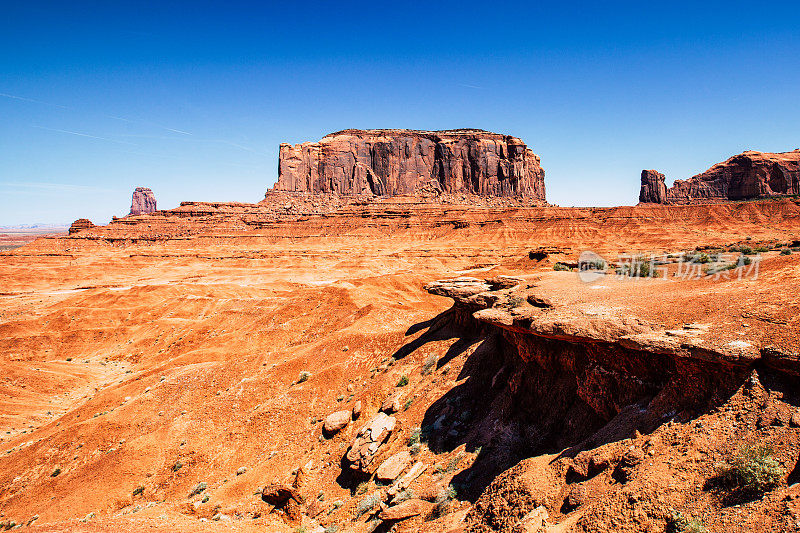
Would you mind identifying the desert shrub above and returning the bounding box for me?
[51,468,61,477]
[409,443,421,455]
[355,481,370,495]
[712,445,784,499]
[408,427,421,446]
[754,246,770,253]
[429,485,457,520]
[507,295,525,308]
[553,262,571,271]
[132,486,144,497]
[323,526,339,533]
[732,245,754,255]
[172,460,183,472]
[354,495,379,517]
[393,489,414,504]
[396,375,409,387]
[403,398,413,410]
[780,249,792,255]
[617,258,659,278]
[667,510,709,533]
[294,527,307,533]
[422,355,437,375]
[297,371,311,383]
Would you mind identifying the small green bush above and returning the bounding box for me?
[396,375,409,387]
[714,445,784,499]
[132,486,144,497]
[297,371,311,383]
[780,249,792,255]
[553,262,571,271]
[617,257,659,278]
[754,246,770,253]
[408,427,421,446]
[422,355,437,375]
[667,510,709,533]
[51,468,61,477]
[429,485,457,520]
[404,398,413,410]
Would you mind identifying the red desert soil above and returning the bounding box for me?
[1,197,800,532]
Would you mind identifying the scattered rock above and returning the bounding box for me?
[790,412,800,428]
[236,467,246,476]
[188,482,207,497]
[564,483,587,510]
[345,413,397,473]
[323,410,351,435]
[381,395,401,414]
[519,506,549,532]
[352,400,362,420]
[378,498,431,520]
[387,461,426,497]
[376,451,412,482]
[613,448,644,483]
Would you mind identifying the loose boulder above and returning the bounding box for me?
[376,451,411,483]
[323,410,351,435]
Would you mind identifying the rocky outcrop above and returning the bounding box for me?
[345,412,396,473]
[638,170,667,203]
[129,187,157,216]
[274,129,546,202]
[640,150,800,204]
[68,219,95,235]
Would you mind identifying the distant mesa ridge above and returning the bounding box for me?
[273,128,546,202]
[640,149,800,204]
[129,187,157,216]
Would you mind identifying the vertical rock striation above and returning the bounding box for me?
[129,187,157,216]
[274,129,546,202]
[638,170,667,204]
[639,150,800,204]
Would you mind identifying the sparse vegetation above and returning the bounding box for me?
[667,510,710,533]
[422,355,437,375]
[408,427,421,446]
[508,295,525,308]
[553,262,571,271]
[51,468,61,477]
[132,486,144,497]
[172,460,183,472]
[396,375,409,387]
[355,481,370,495]
[404,398,413,410]
[780,248,792,255]
[323,526,339,533]
[354,495,379,517]
[616,257,659,277]
[297,371,311,383]
[429,485,457,520]
[711,445,784,500]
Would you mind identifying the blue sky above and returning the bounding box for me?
[2,1,799,225]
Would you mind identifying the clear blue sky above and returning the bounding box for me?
[2,1,799,225]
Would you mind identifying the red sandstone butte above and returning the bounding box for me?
[129,187,157,216]
[273,129,546,202]
[640,149,800,204]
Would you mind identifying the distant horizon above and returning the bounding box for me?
[2,1,799,225]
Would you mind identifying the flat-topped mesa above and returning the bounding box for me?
[273,129,546,202]
[129,187,157,216]
[640,149,800,205]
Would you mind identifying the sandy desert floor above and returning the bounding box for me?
[2,198,800,532]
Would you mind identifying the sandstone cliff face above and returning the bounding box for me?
[274,129,546,202]
[129,187,157,216]
[638,170,667,204]
[639,150,800,204]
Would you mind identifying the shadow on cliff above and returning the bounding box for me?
[395,305,756,503]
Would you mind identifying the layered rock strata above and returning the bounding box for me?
[274,129,546,202]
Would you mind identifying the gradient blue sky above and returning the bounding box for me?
[2,1,799,225]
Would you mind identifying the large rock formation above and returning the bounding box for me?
[129,187,157,216]
[640,150,800,204]
[274,129,546,202]
[638,170,667,204]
